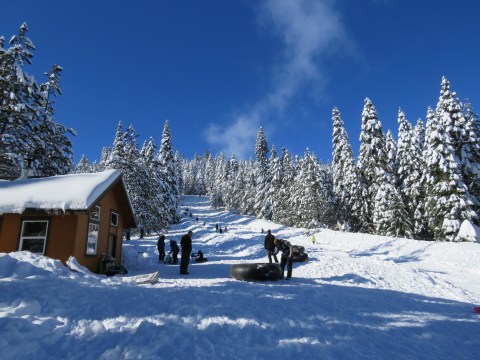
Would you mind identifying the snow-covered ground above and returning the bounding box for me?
[1,195,480,359]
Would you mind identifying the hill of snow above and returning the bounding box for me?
[1,195,479,359]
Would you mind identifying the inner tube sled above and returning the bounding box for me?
[230,263,282,281]
[293,245,305,253]
[292,252,308,262]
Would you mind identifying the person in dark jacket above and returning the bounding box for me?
[157,235,166,262]
[169,240,179,264]
[264,230,278,264]
[180,230,193,275]
[274,238,294,279]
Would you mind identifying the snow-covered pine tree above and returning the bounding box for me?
[105,121,127,169]
[192,153,206,195]
[0,23,37,165]
[75,154,91,173]
[290,149,321,228]
[317,162,339,229]
[124,124,166,234]
[225,154,240,211]
[357,98,389,231]
[436,78,480,217]
[273,148,295,226]
[395,109,419,237]
[180,154,200,195]
[34,64,74,176]
[157,120,180,224]
[231,160,248,212]
[422,107,477,240]
[462,102,480,210]
[385,130,397,179]
[0,24,74,176]
[331,107,364,231]
[373,171,412,237]
[253,127,270,219]
[269,145,283,222]
[210,153,226,209]
[240,160,257,216]
[203,152,216,196]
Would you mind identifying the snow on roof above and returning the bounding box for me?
[0,170,122,215]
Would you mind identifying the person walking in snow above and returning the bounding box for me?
[180,230,193,275]
[264,230,278,264]
[157,235,166,262]
[169,240,179,264]
[274,238,294,279]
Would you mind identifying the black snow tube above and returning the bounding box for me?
[292,252,308,262]
[293,245,305,253]
[230,263,283,281]
[194,258,208,263]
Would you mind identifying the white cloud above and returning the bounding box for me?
[204,0,349,158]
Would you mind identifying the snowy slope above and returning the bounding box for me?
[1,195,479,360]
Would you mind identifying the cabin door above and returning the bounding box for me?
[107,233,117,257]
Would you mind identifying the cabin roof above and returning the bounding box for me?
[0,170,136,226]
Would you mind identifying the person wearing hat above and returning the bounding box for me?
[180,230,193,275]
[264,230,278,264]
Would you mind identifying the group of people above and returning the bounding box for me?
[264,229,294,280]
[215,223,228,233]
[157,231,194,275]
[156,228,294,280]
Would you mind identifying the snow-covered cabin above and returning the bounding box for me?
[0,170,136,273]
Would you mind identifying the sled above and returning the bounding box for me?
[121,271,160,285]
[473,307,480,314]
[230,263,283,282]
[293,252,308,262]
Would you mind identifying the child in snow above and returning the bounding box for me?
[169,240,179,264]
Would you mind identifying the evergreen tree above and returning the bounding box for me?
[158,120,180,224]
[460,102,480,211]
[331,107,364,230]
[211,153,226,208]
[373,174,412,238]
[395,109,419,237]
[269,145,283,222]
[423,107,477,240]
[253,127,270,218]
[0,24,74,176]
[357,98,389,230]
[240,160,257,216]
[272,148,295,225]
[385,130,397,178]
[75,154,91,173]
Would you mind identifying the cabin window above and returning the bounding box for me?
[90,205,101,222]
[86,223,99,255]
[110,211,119,227]
[19,220,49,254]
[86,205,101,255]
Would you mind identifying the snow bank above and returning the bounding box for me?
[1,195,479,360]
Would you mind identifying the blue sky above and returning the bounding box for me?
[3,0,480,164]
